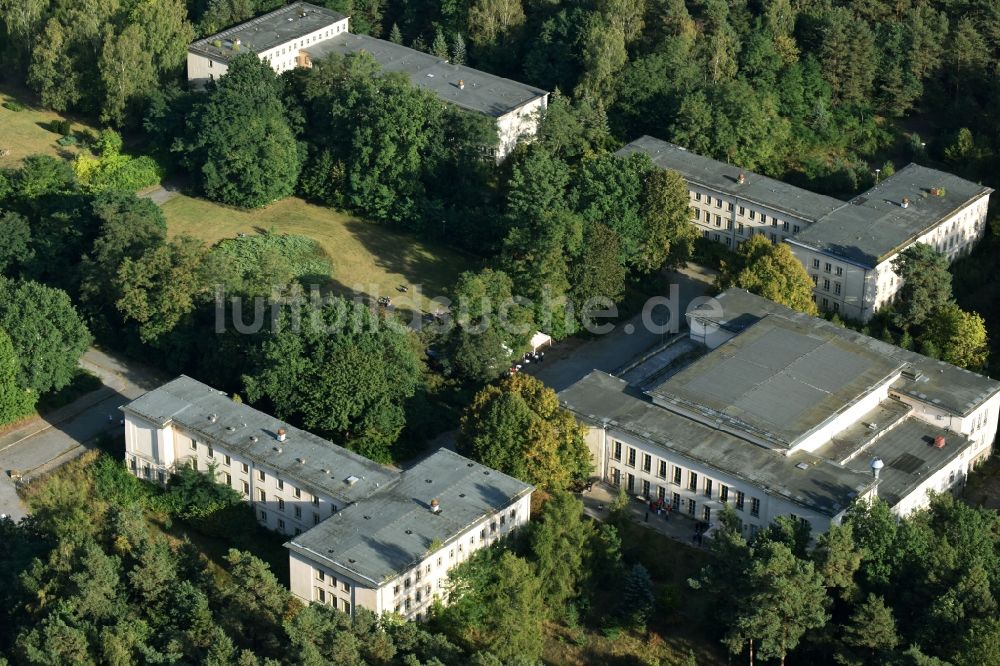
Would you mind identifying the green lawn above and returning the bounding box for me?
[162,194,471,313]
[0,86,92,166]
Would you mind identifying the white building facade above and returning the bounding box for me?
[619,136,993,322]
[121,376,532,621]
[562,290,1000,537]
[187,2,548,159]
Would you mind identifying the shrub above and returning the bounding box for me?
[2,101,25,112]
[212,231,331,282]
[73,151,162,193]
[50,119,72,136]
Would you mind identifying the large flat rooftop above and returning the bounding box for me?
[189,2,346,62]
[121,375,398,504]
[791,164,993,266]
[687,290,1000,417]
[305,34,547,117]
[648,315,903,449]
[560,372,876,517]
[286,449,532,584]
[616,136,845,223]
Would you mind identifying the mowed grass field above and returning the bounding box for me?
[0,86,91,166]
[161,194,472,312]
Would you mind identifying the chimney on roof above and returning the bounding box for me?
[737,171,746,185]
[934,435,946,449]
[901,196,910,209]
[277,427,287,442]
[234,37,241,46]
[930,186,944,197]
[458,79,465,90]
[870,457,884,479]
[430,498,440,513]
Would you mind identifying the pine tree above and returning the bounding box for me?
[0,328,34,425]
[840,594,898,664]
[431,28,449,59]
[388,23,402,44]
[620,563,655,630]
[451,32,467,65]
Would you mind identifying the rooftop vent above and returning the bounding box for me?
[277,428,287,442]
[930,186,945,197]
[345,475,360,485]
[933,435,946,449]
[866,422,878,431]
[250,435,258,443]
[226,425,236,432]
[274,446,282,453]
[737,171,746,185]
[901,197,910,209]
[430,498,441,513]
[208,413,218,423]
[871,457,884,479]
[795,462,809,470]
[458,79,465,90]
[296,457,306,465]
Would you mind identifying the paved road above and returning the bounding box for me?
[0,348,163,521]
[528,265,716,392]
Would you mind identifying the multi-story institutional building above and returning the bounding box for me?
[618,136,993,321]
[560,289,1000,537]
[187,2,548,159]
[120,376,532,620]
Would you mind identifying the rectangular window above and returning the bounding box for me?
[835,266,843,276]
[259,510,267,521]
[242,481,249,495]
[770,233,776,244]
[224,454,231,466]
[782,221,789,231]
[834,282,842,295]
[277,479,284,490]
[760,214,767,224]
[834,302,840,312]
[642,479,650,498]
[313,496,320,506]
[750,497,760,517]
[612,441,622,461]
[688,471,698,491]
[750,211,756,220]
[824,262,832,273]
[641,454,651,473]
[241,462,249,474]
[258,490,265,502]
[812,274,818,286]
[207,446,214,458]
[728,202,734,211]
[278,498,285,512]
[727,220,734,230]
[716,198,722,208]
[823,278,830,290]
[687,499,696,516]
[189,439,196,451]
[627,473,635,493]
[736,491,745,511]
[343,601,351,614]
[703,506,712,522]
[671,492,681,510]
[313,513,320,525]
[738,223,744,234]
[672,466,682,485]
[694,208,701,220]
[726,237,732,246]
[341,581,349,592]
[812,259,820,269]
[738,206,745,216]
[293,486,301,499]
[658,486,666,500]
[225,473,232,485]
[317,569,325,581]
[317,588,326,603]
[704,478,713,497]
[793,224,801,233]
[611,468,621,485]
[720,485,729,502]
[822,297,829,308]
[191,459,198,471]
[257,470,265,482]
[294,506,301,519]
[657,460,667,479]
[705,196,712,205]
[695,192,702,201]
[626,448,636,467]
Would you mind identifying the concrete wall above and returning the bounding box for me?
[686,184,816,251]
[123,415,343,536]
[791,373,899,454]
[495,95,547,160]
[596,425,839,538]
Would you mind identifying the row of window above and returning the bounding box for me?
[689,191,797,229]
[315,568,352,593]
[692,208,801,236]
[810,275,842,295]
[810,258,845,276]
[314,587,351,613]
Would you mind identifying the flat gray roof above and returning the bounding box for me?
[649,315,903,449]
[559,372,875,517]
[189,2,346,61]
[819,417,972,508]
[304,34,547,117]
[286,449,532,584]
[617,136,845,223]
[792,164,993,266]
[121,375,397,504]
[687,289,1000,417]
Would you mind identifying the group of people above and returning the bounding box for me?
[508,350,545,376]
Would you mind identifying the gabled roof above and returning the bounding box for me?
[286,449,532,584]
[616,136,845,223]
[121,375,397,504]
[791,164,993,266]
